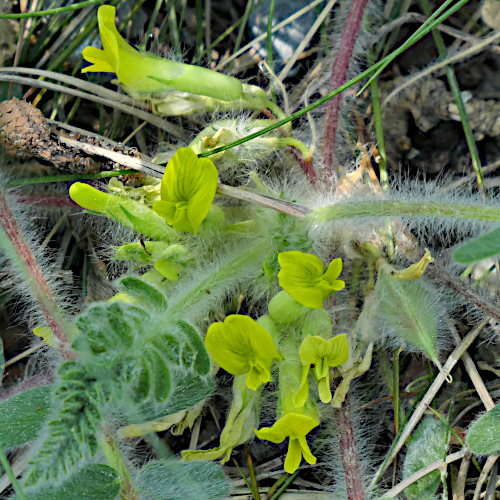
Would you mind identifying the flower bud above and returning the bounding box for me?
[268,290,310,325]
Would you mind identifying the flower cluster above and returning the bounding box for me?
[200,250,349,473]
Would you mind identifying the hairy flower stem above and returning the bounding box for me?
[101,424,140,500]
[314,200,500,222]
[0,187,70,349]
[335,395,365,500]
[321,0,370,177]
[169,241,269,317]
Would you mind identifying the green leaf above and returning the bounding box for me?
[144,347,173,402]
[176,321,210,375]
[0,386,52,449]
[75,302,149,355]
[18,464,119,500]
[136,458,230,500]
[24,363,102,487]
[402,418,449,500]
[140,374,214,420]
[453,227,500,263]
[376,273,439,363]
[466,404,500,454]
[119,276,169,311]
[74,301,213,422]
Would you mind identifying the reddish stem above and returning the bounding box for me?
[291,148,318,185]
[0,188,70,350]
[336,396,365,500]
[17,194,76,207]
[321,0,370,177]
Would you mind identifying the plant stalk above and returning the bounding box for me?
[101,424,140,500]
[320,0,370,177]
[0,187,70,349]
[314,200,500,222]
[335,395,365,500]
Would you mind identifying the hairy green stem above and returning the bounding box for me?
[169,241,268,316]
[313,200,500,222]
[101,424,140,500]
[277,137,312,160]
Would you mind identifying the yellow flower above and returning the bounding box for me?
[82,6,243,101]
[278,251,345,309]
[152,148,218,234]
[294,334,349,406]
[255,412,319,474]
[204,315,282,390]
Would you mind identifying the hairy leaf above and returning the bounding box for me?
[17,464,119,500]
[453,227,500,263]
[76,302,148,355]
[136,458,230,500]
[177,321,210,375]
[402,418,449,500]
[466,405,500,455]
[73,300,213,422]
[24,363,103,487]
[376,273,439,363]
[0,386,52,449]
[119,276,169,310]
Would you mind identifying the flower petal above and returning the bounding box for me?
[284,438,303,473]
[322,258,343,283]
[254,425,287,444]
[324,334,350,367]
[204,322,251,375]
[298,435,317,465]
[94,4,126,69]
[81,47,115,73]
[246,362,271,391]
[152,200,177,224]
[278,251,327,309]
[317,375,332,403]
[298,335,349,404]
[157,148,218,234]
[298,336,323,365]
[256,413,319,473]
